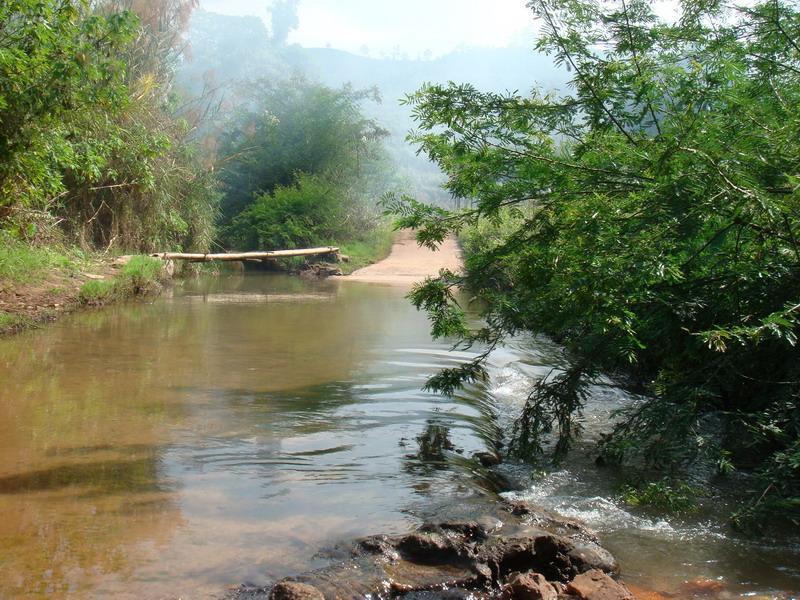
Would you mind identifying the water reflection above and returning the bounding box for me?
[0,274,494,598]
[1,274,798,599]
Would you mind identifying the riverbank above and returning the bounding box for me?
[0,242,169,337]
[342,229,463,284]
[0,225,397,337]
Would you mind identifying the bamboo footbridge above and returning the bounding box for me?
[151,247,342,263]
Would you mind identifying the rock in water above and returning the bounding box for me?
[566,569,635,600]
[228,512,625,599]
[268,581,324,600]
[501,572,558,599]
[474,451,502,467]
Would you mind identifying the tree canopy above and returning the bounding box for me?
[218,77,391,249]
[393,0,800,524]
[0,0,218,251]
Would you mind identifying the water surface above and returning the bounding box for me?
[0,274,798,599]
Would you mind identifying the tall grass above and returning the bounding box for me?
[0,233,75,284]
[79,256,165,304]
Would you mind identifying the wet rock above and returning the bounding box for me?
[268,581,324,600]
[566,569,634,600]
[226,584,271,600]
[298,263,343,278]
[354,534,399,560]
[401,591,493,599]
[383,557,490,591]
[420,521,489,542]
[483,533,612,584]
[250,514,622,600]
[567,540,619,576]
[531,534,586,582]
[474,451,503,467]
[501,572,558,600]
[502,499,601,544]
[396,531,465,564]
[395,531,474,565]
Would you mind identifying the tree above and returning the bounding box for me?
[0,0,218,251]
[0,1,137,221]
[392,0,800,525]
[217,77,389,240]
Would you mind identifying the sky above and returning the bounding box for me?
[198,0,539,58]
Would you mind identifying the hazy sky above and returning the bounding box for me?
[199,0,538,58]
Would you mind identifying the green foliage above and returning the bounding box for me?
[0,312,28,332]
[228,174,351,250]
[78,279,117,304]
[78,256,164,305]
[0,0,219,253]
[619,478,701,514]
[0,0,137,212]
[119,256,164,292]
[219,76,394,252]
[395,0,800,524]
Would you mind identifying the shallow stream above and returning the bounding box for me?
[0,274,797,598]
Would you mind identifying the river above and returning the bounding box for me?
[0,273,798,599]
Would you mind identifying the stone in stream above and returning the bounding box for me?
[501,572,558,599]
[473,451,503,467]
[268,581,325,600]
[228,511,624,600]
[298,263,343,278]
[566,569,635,600]
[502,499,603,545]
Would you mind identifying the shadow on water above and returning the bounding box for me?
[0,456,168,496]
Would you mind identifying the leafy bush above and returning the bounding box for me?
[619,479,701,514]
[228,174,351,250]
[0,1,219,253]
[394,0,800,524]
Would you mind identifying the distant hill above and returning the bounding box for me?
[179,10,568,204]
[294,45,565,101]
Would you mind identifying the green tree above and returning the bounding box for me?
[0,0,218,252]
[218,77,389,245]
[0,0,137,221]
[228,173,353,250]
[393,0,800,525]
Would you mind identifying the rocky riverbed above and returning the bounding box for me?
[226,500,633,600]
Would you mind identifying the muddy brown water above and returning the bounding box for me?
[0,274,798,599]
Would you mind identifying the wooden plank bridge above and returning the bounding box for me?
[151,247,342,263]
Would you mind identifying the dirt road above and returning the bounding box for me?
[343,229,462,285]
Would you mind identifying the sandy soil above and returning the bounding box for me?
[342,229,463,285]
